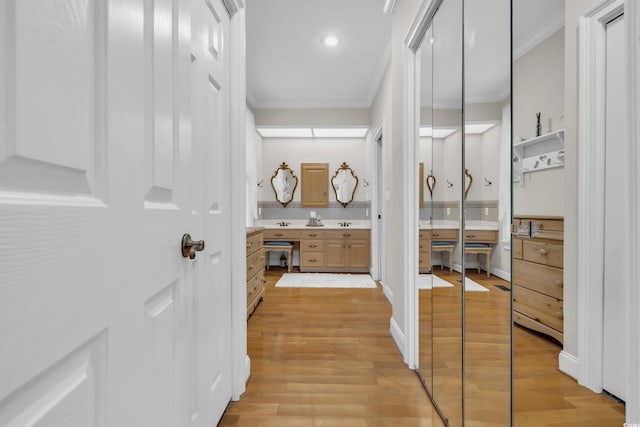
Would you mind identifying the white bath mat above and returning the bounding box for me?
[418,274,454,290]
[275,273,377,289]
[418,275,489,292]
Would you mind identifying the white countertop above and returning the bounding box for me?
[254,219,372,230]
[418,220,499,231]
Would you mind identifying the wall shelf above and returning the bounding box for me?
[513,129,565,182]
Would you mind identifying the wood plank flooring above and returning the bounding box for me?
[219,267,444,427]
[219,267,625,427]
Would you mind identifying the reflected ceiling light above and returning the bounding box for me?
[323,35,340,47]
[419,126,458,139]
[382,0,396,14]
[256,127,313,138]
[465,122,498,134]
[429,37,435,45]
[313,127,369,138]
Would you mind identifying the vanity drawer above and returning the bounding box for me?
[418,240,431,253]
[246,248,265,277]
[419,252,432,271]
[301,252,324,268]
[301,239,323,252]
[246,232,263,254]
[263,229,301,240]
[465,230,498,243]
[246,270,264,304]
[522,240,563,268]
[431,229,458,241]
[324,230,370,240]
[419,231,431,240]
[513,259,563,300]
[513,285,563,332]
[513,238,523,259]
[301,230,323,239]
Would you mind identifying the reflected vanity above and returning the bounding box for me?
[331,162,359,207]
[270,162,298,207]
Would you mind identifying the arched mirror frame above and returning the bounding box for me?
[270,162,298,207]
[330,162,359,207]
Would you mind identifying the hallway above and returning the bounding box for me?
[219,268,443,426]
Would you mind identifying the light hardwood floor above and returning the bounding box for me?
[219,268,625,427]
[219,267,445,427]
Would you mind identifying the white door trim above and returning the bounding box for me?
[576,0,625,394]
[402,0,442,369]
[626,0,640,421]
[371,122,384,283]
[228,3,248,401]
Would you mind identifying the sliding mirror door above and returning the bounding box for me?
[431,0,464,425]
[463,0,512,425]
[417,23,435,395]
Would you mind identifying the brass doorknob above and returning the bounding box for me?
[182,233,205,259]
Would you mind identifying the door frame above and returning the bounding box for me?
[577,0,638,419]
[371,123,385,285]
[225,0,249,401]
[628,0,640,420]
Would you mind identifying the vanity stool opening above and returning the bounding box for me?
[264,241,294,273]
[432,241,455,273]
[464,243,492,278]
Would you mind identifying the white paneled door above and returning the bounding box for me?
[0,1,234,426]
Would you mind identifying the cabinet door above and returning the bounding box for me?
[347,239,370,269]
[301,163,329,207]
[324,239,347,268]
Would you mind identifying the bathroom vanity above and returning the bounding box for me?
[257,220,371,273]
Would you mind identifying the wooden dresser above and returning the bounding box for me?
[246,228,265,318]
[512,216,564,343]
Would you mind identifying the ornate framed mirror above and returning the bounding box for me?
[330,162,358,207]
[270,162,298,207]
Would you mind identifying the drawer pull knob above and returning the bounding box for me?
[433,233,439,237]
[309,245,317,248]
[309,234,317,237]
[275,233,283,237]
[467,234,476,238]
[342,233,351,237]
[538,248,548,255]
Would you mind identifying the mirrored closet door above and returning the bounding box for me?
[414,0,511,426]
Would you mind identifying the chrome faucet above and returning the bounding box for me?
[277,221,290,227]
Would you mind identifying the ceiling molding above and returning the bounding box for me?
[247,99,373,110]
[513,7,565,60]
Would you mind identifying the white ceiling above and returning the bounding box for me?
[247,0,564,111]
[246,0,392,109]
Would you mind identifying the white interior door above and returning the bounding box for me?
[603,12,628,401]
[0,0,233,425]
[191,0,233,423]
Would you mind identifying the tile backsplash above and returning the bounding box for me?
[419,200,498,221]
[259,201,370,220]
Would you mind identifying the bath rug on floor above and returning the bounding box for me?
[275,273,377,288]
[418,274,489,292]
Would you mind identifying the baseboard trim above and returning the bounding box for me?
[382,281,393,304]
[390,316,405,361]
[490,266,511,281]
[559,350,578,379]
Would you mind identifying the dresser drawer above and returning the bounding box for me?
[431,229,458,241]
[465,229,498,243]
[246,270,264,304]
[418,240,431,254]
[513,238,523,259]
[513,285,563,332]
[301,252,323,268]
[324,229,369,240]
[246,232,263,254]
[301,239,323,252]
[522,240,563,268]
[419,252,431,271]
[301,230,323,239]
[246,248,264,277]
[263,229,301,240]
[419,230,431,240]
[513,259,563,299]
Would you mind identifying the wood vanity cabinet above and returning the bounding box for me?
[512,216,564,343]
[324,230,370,271]
[300,230,324,271]
[418,230,432,273]
[246,228,265,318]
[301,163,329,208]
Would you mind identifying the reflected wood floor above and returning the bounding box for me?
[219,267,445,427]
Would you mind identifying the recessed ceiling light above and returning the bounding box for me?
[323,35,340,47]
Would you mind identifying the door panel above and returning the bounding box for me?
[0,1,233,426]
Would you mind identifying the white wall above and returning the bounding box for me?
[513,29,565,216]
[260,138,371,203]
